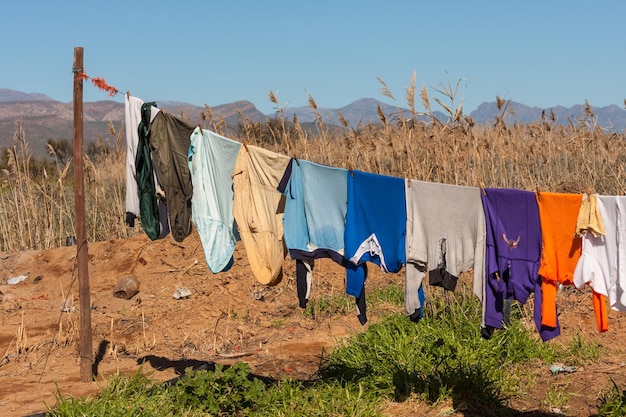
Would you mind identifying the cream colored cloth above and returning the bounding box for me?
[232,144,290,285]
[575,193,605,237]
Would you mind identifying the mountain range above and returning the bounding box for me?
[0,88,624,159]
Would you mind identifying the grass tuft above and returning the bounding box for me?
[596,380,626,417]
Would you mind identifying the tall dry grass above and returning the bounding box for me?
[1,85,624,252]
[0,121,138,251]
[238,87,625,196]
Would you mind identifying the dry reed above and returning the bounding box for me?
[1,87,625,252]
[0,121,139,251]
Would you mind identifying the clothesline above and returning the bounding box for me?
[88,84,603,196]
[123,93,624,345]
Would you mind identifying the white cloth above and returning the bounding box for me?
[574,195,626,311]
[124,94,161,216]
[349,234,388,271]
[124,95,143,217]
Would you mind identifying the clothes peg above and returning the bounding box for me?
[126,91,130,99]
[535,187,542,202]
[479,182,487,195]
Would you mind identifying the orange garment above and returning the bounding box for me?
[537,192,581,329]
[537,192,608,332]
[593,291,609,333]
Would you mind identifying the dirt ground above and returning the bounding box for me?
[0,230,625,417]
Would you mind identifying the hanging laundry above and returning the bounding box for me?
[188,127,241,273]
[125,95,170,240]
[344,170,407,324]
[296,258,313,308]
[536,192,584,338]
[278,158,348,264]
[405,180,485,322]
[124,94,147,223]
[605,197,626,311]
[232,144,290,285]
[481,188,558,341]
[149,111,195,242]
[278,158,350,308]
[573,191,611,331]
[575,193,605,237]
[574,195,625,316]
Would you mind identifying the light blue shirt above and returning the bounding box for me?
[188,128,241,273]
[280,159,347,262]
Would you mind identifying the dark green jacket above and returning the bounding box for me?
[135,102,161,240]
[149,111,195,242]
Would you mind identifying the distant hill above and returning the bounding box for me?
[470,101,626,130]
[0,99,124,159]
[282,98,406,127]
[271,99,626,133]
[0,88,55,103]
[280,97,450,127]
[0,89,268,158]
[0,88,624,159]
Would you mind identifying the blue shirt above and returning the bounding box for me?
[344,170,406,297]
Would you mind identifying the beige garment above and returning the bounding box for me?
[232,144,290,285]
[575,193,605,237]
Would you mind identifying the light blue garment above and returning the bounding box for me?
[279,158,348,263]
[188,127,241,273]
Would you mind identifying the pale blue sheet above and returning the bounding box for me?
[188,127,241,273]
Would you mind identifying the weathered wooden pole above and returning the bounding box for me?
[72,46,92,382]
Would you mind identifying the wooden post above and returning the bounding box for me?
[73,46,92,382]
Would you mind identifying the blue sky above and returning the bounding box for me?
[2,1,624,115]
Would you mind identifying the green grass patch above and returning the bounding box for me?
[302,283,405,321]
[254,380,380,417]
[366,282,405,307]
[302,292,354,320]
[47,364,381,417]
[48,370,191,417]
[562,332,602,364]
[596,380,626,417]
[303,284,404,319]
[318,284,559,412]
